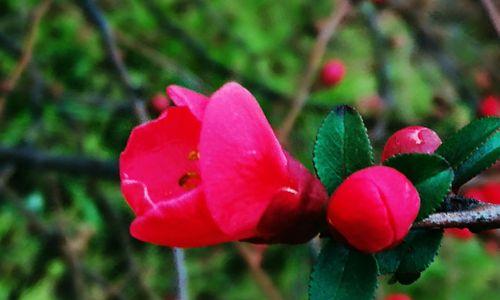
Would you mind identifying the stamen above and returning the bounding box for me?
[188,150,200,161]
[178,172,201,190]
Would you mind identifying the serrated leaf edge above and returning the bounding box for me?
[312,105,374,194]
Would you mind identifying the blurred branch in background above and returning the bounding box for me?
[0,167,127,300]
[86,182,155,299]
[0,146,118,179]
[361,3,394,142]
[278,0,351,144]
[1,145,498,232]
[0,0,52,118]
[481,0,500,36]
[141,0,285,103]
[116,31,207,92]
[76,0,149,123]
[235,243,284,300]
[173,248,188,300]
[390,1,479,110]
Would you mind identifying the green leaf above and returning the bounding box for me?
[375,245,405,275]
[309,240,378,300]
[384,154,454,220]
[436,117,500,188]
[376,229,443,281]
[313,105,374,194]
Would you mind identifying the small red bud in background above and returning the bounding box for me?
[151,93,170,113]
[464,182,500,205]
[479,95,500,117]
[381,126,442,162]
[473,70,492,90]
[327,166,420,253]
[356,95,385,117]
[372,0,385,5]
[385,294,412,300]
[484,240,498,256]
[321,59,345,87]
[445,228,474,240]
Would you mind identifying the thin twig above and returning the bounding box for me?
[235,243,284,300]
[361,3,394,142]
[141,0,285,103]
[173,248,189,300]
[2,146,500,231]
[87,182,155,299]
[0,146,118,179]
[481,0,500,36]
[392,3,479,110]
[115,30,207,92]
[77,0,149,123]
[0,169,126,300]
[278,0,351,143]
[0,0,52,116]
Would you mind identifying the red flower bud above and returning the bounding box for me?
[385,294,412,300]
[479,95,500,117]
[327,166,420,253]
[151,93,170,113]
[445,228,474,240]
[321,59,345,87]
[381,126,442,162]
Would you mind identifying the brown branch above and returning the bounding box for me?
[115,30,207,92]
[414,203,500,231]
[414,195,500,231]
[0,146,118,179]
[481,0,500,36]
[235,243,284,300]
[77,0,149,123]
[278,0,351,143]
[0,0,52,116]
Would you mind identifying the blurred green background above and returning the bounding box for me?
[0,0,498,299]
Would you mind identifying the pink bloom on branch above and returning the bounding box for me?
[381,126,442,162]
[120,82,327,247]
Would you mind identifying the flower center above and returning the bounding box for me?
[178,172,201,190]
[188,150,200,160]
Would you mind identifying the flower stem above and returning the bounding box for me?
[173,248,188,300]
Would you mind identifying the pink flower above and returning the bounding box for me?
[120,82,327,247]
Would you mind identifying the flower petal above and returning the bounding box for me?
[249,155,328,244]
[121,179,156,216]
[199,82,288,238]
[166,85,209,121]
[130,188,230,247]
[120,107,201,203]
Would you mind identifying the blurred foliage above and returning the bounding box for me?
[0,0,498,299]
